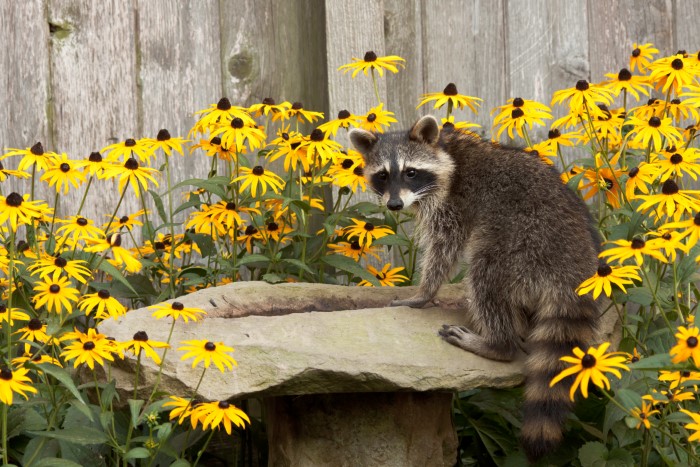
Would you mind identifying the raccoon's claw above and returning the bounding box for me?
[390,296,431,308]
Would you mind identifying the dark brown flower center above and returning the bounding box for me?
[292,102,303,110]
[670,153,683,164]
[364,222,374,231]
[108,233,122,247]
[17,240,29,252]
[125,138,136,147]
[512,97,524,107]
[682,371,691,377]
[0,368,12,380]
[350,241,361,250]
[60,162,70,173]
[125,158,139,170]
[376,272,386,280]
[98,289,110,299]
[367,113,377,122]
[338,110,351,119]
[632,48,641,57]
[671,98,681,105]
[617,68,632,81]
[217,97,232,110]
[687,336,698,348]
[597,263,612,277]
[245,226,258,235]
[218,401,230,409]
[171,302,184,311]
[662,232,672,241]
[28,318,43,330]
[262,97,276,105]
[631,238,646,249]
[157,129,171,141]
[443,83,458,96]
[154,242,165,250]
[83,341,96,351]
[581,354,596,368]
[575,80,589,91]
[204,341,216,351]
[694,212,700,226]
[603,178,614,191]
[231,118,244,129]
[649,117,661,128]
[31,142,44,155]
[89,151,102,162]
[49,284,60,294]
[671,58,684,70]
[661,179,679,195]
[628,167,640,178]
[252,166,265,176]
[225,202,236,211]
[353,166,364,176]
[134,331,149,341]
[54,256,67,268]
[119,215,129,224]
[76,217,88,226]
[511,108,524,119]
[210,136,222,145]
[267,222,279,232]
[363,51,377,62]
[310,129,324,141]
[6,192,23,207]
[341,159,354,169]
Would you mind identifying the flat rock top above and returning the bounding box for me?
[100,282,616,401]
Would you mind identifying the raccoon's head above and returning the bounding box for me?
[349,115,454,211]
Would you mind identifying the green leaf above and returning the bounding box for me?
[566,171,586,192]
[321,254,380,286]
[170,460,191,467]
[26,427,108,445]
[95,260,139,296]
[578,441,608,467]
[30,363,89,412]
[625,287,653,306]
[236,254,272,267]
[281,258,316,276]
[187,231,216,258]
[34,459,83,467]
[171,176,230,198]
[627,353,671,370]
[6,406,47,440]
[262,273,283,283]
[148,189,168,225]
[124,447,151,460]
[615,388,642,411]
[373,234,411,247]
[606,447,635,466]
[128,399,145,426]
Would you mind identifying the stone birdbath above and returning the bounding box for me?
[99,281,618,466]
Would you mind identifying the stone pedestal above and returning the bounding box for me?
[265,392,457,467]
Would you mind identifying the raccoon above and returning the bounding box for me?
[349,115,601,462]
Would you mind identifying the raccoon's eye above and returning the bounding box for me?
[405,168,417,178]
[376,171,388,181]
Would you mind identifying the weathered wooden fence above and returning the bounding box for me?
[1,0,698,223]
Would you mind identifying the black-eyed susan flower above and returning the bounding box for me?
[662,212,700,249]
[576,262,640,299]
[550,342,629,400]
[327,240,380,261]
[267,131,310,172]
[630,402,660,430]
[0,192,46,232]
[103,209,146,235]
[627,115,682,151]
[680,409,700,442]
[248,97,292,118]
[358,263,409,287]
[238,225,263,253]
[178,339,237,372]
[185,204,225,238]
[650,146,700,181]
[338,51,405,78]
[648,53,700,93]
[551,80,614,114]
[274,102,324,124]
[201,201,258,234]
[60,328,116,370]
[637,179,700,221]
[318,109,359,137]
[0,304,30,326]
[209,118,266,153]
[84,234,143,273]
[164,395,198,428]
[643,388,695,406]
[328,156,366,192]
[146,129,189,157]
[681,84,700,109]
[120,331,170,365]
[192,98,255,136]
[302,129,343,165]
[55,215,104,244]
[666,98,700,122]
[75,151,111,177]
[191,400,250,434]
[599,237,668,265]
[33,275,80,314]
[491,97,552,140]
[581,166,624,209]
[78,289,127,321]
[647,230,688,262]
[671,326,700,365]
[659,370,700,390]
[624,164,656,200]
[12,352,63,370]
[418,83,482,114]
[14,318,50,348]
[356,103,397,133]
[232,166,285,197]
[40,153,86,194]
[4,142,58,172]
[0,366,38,405]
[102,157,160,198]
[343,218,394,248]
[440,116,481,134]
[0,159,30,182]
[150,301,206,322]
[28,254,92,284]
[629,43,659,73]
[602,68,651,100]
[101,138,154,164]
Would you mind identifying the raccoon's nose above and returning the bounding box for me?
[387,199,404,211]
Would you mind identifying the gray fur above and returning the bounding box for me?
[349,116,601,462]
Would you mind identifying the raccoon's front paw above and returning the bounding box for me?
[390,296,431,308]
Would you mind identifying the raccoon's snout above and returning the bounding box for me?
[387,198,404,211]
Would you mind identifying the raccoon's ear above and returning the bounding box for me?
[348,128,378,155]
[409,115,440,145]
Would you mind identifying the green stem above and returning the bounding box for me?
[145,319,177,406]
[103,179,131,237]
[1,403,7,466]
[165,159,177,298]
[75,175,94,218]
[371,68,382,106]
[192,429,216,467]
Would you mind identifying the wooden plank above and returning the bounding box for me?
[587,0,674,82]
[673,0,700,53]
[47,0,141,223]
[506,0,590,141]
[0,1,51,195]
[421,0,506,139]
